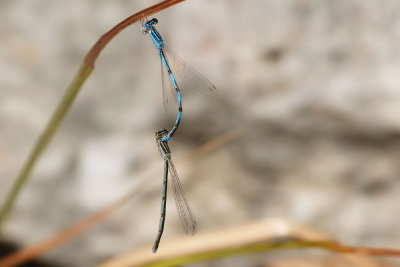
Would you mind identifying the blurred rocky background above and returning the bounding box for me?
[1,0,400,266]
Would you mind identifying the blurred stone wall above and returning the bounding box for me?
[1,0,400,266]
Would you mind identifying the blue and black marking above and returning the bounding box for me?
[153,129,170,253]
[152,129,197,253]
[152,158,167,253]
[145,18,183,142]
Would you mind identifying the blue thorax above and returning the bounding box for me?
[145,18,164,50]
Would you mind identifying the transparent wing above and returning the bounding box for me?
[160,56,173,111]
[160,45,216,110]
[168,157,197,235]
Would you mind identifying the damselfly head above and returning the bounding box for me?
[141,17,158,33]
[146,18,158,28]
[155,129,168,140]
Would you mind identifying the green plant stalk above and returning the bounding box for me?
[0,63,93,225]
[0,0,184,228]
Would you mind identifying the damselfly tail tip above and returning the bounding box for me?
[152,244,159,253]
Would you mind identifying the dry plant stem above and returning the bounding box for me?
[0,189,134,267]
[0,0,185,227]
[99,218,400,267]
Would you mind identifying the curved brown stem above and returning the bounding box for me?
[85,0,185,66]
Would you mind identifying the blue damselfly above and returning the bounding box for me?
[142,18,216,142]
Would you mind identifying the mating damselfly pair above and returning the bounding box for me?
[142,18,216,252]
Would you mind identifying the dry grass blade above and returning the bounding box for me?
[0,193,133,267]
[99,218,400,267]
[99,218,332,267]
